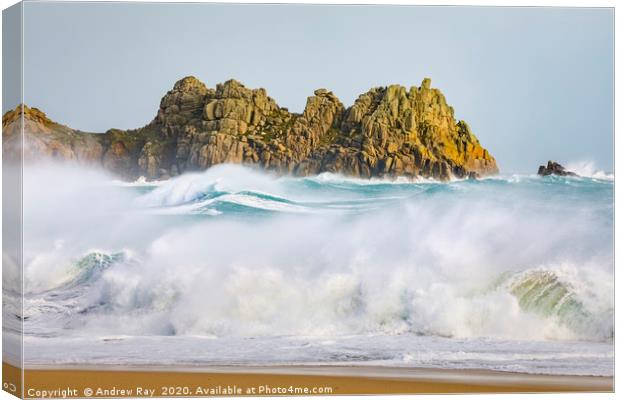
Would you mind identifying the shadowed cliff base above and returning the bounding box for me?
[2,77,498,181]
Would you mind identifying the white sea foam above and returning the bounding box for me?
[308,172,429,185]
[136,164,284,207]
[111,176,164,187]
[13,162,613,372]
[565,160,614,180]
[20,334,613,376]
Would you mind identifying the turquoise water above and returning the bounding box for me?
[8,163,614,375]
[128,165,612,228]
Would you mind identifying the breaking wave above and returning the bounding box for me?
[566,160,614,180]
[14,163,613,343]
[132,163,613,217]
[21,251,613,342]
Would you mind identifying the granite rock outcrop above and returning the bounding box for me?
[537,161,577,177]
[3,76,498,181]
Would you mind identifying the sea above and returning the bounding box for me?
[3,162,614,376]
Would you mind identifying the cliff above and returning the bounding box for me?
[2,76,498,180]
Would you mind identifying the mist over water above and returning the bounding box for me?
[9,162,613,374]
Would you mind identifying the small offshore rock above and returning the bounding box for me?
[537,161,577,177]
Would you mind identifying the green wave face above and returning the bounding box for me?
[68,252,125,288]
[506,270,604,340]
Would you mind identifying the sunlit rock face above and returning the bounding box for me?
[2,76,498,181]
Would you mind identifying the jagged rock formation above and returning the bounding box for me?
[537,161,577,177]
[2,76,498,180]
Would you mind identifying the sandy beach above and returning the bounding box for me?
[3,362,612,398]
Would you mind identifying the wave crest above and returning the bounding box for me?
[20,163,613,343]
[565,161,613,180]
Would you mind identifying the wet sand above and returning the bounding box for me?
[3,362,613,398]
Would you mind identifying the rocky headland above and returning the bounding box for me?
[2,76,498,181]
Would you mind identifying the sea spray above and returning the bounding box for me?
[565,160,614,180]
[12,162,613,374]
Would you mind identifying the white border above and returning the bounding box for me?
[0,1,615,400]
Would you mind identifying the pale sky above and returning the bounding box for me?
[10,3,614,173]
